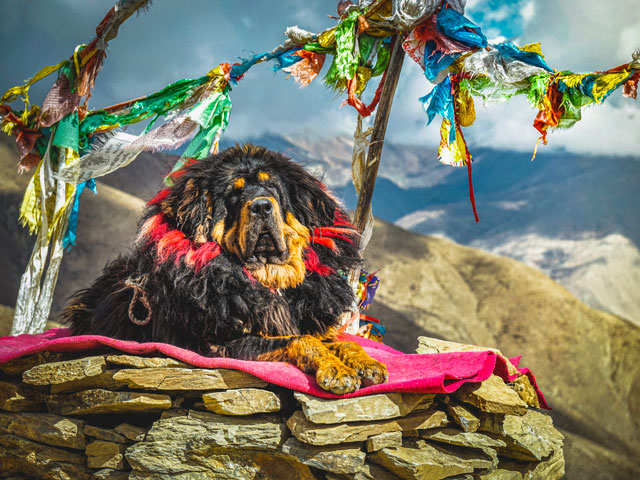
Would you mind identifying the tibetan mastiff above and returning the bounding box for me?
[62,144,387,394]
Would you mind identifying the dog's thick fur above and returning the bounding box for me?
[61,145,387,393]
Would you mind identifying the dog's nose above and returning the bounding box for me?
[250,198,273,217]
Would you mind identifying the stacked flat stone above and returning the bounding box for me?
[0,337,564,479]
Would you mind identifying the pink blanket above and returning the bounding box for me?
[0,328,548,408]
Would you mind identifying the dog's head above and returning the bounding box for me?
[140,145,359,290]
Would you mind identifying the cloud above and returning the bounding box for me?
[463,98,541,153]
[523,0,639,69]
[460,91,640,157]
[619,21,640,60]
[389,0,640,155]
[543,100,640,156]
[520,1,535,25]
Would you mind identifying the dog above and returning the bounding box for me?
[61,144,387,394]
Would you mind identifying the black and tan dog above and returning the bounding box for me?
[62,144,387,394]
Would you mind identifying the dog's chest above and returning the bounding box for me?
[256,291,298,336]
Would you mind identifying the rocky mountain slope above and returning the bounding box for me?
[1,135,639,478]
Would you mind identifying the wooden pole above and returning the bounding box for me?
[353,35,405,239]
[344,34,405,334]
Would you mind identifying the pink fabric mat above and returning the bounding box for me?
[0,328,548,408]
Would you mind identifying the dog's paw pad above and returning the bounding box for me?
[360,359,388,387]
[316,361,361,395]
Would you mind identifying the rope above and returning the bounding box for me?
[125,276,152,326]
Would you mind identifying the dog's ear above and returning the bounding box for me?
[169,178,225,244]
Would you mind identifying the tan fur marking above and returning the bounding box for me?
[212,220,225,244]
[258,171,270,181]
[221,223,242,258]
[238,200,252,254]
[194,223,208,244]
[285,211,311,239]
[175,179,200,224]
[205,191,214,214]
[233,177,245,189]
[160,203,174,217]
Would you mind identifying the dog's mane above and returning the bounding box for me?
[137,145,361,280]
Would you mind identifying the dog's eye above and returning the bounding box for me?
[227,191,241,204]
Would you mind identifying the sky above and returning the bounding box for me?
[0,0,638,157]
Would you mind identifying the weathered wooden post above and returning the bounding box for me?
[344,34,405,333]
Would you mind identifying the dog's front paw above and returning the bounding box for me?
[315,359,361,395]
[327,341,389,387]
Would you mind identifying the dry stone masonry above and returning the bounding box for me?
[0,337,564,479]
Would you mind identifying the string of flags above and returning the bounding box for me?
[1,0,638,334]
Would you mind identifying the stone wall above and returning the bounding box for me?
[0,337,564,479]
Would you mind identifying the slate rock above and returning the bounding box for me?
[0,411,85,449]
[0,352,64,375]
[22,355,107,385]
[106,354,187,368]
[281,437,366,474]
[446,402,480,433]
[129,447,321,480]
[366,431,403,452]
[477,468,523,479]
[84,424,127,443]
[369,440,493,480]
[359,463,405,480]
[115,423,148,442]
[86,440,127,469]
[325,463,404,480]
[91,469,131,480]
[287,409,448,446]
[112,367,267,390]
[126,409,288,475]
[0,433,89,480]
[509,375,540,409]
[491,445,565,479]
[50,370,125,394]
[480,410,564,461]
[0,380,45,412]
[143,409,286,449]
[46,389,172,415]
[294,391,435,424]
[202,388,281,415]
[421,427,507,450]
[457,375,528,416]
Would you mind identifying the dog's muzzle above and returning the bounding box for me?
[242,196,289,266]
